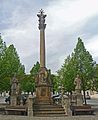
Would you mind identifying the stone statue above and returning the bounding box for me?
[71,75,83,106]
[40,72,46,83]
[39,70,48,83]
[37,9,46,30]
[11,75,19,96]
[74,75,81,91]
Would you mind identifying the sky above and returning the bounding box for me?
[0,0,98,74]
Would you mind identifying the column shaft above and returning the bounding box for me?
[40,29,45,68]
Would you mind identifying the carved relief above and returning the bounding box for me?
[41,88,46,96]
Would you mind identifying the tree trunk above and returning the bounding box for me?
[83,89,86,105]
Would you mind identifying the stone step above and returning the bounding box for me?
[34,110,65,114]
[34,113,67,117]
[34,104,63,108]
[34,107,64,111]
[33,104,66,117]
[34,111,66,117]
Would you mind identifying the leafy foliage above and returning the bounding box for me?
[50,74,60,93]
[2,44,25,77]
[20,62,40,92]
[30,61,40,77]
[0,35,25,92]
[20,75,34,93]
[94,64,98,91]
[57,38,96,93]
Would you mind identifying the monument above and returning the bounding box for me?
[71,75,83,107]
[4,75,27,115]
[33,10,68,116]
[35,9,52,104]
[74,74,83,106]
[70,75,95,115]
[74,74,81,93]
[10,74,20,106]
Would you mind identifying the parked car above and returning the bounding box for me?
[52,93,61,99]
[85,92,91,99]
[85,95,91,99]
[5,94,29,105]
[5,96,10,103]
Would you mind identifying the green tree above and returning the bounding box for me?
[74,38,95,86]
[20,75,34,93]
[0,39,25,92]
[58,55,76,93]
[0,77,10,92]
[73,38,95,104]
[94,64,98,91]
[21,62,40,92]
[50,74,60,94]
[0,35,8,92]
[58,38,95,102]
[30,61,40,91]
[2,44,25,77]
[0,34,6,57]
[0,35,6,77]
[30,61,40,77]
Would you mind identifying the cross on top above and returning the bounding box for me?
[39,9,44,14]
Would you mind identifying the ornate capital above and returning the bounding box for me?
[37,9,47,30]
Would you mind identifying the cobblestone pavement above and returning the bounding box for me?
[0,115,98,120]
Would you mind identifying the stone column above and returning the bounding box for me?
[37,9,46,68]
[35,10,52,105]
[40,29,45,68]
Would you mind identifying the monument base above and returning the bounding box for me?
[76,93,83,106]
[10,96,17,106]
[35,67,53,105]
[35,85,53,104]
[70,92,83,106]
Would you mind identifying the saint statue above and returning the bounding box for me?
[11,74,18,96]
[74,74,81,90]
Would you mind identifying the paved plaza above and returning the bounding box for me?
[0,94,98,119]
[0,115,98,120]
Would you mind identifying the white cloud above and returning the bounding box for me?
[86,35,98,59]
[2,13,39,57]
[1,0,98,73]
[44,0,98,52]
[46,0,98,29]
[45,0,98,71]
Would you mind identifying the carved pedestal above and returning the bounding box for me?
[36,85,52,104]
[10,96,17,106]
[71,92,83,106]
[35,67,53,104]
[76,93,83,106]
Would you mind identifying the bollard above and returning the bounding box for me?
[62,95,72,116]
[27,95,33,116]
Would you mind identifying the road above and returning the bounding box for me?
[0,97,6,103]
[86,99,98,106]
[0,96,98,112]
